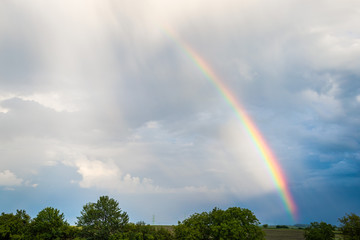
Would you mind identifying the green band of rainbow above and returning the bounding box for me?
[165,27,297,221]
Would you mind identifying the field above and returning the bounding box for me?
[263,229,305,240]
[263,228,345,240]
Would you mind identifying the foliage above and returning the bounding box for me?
[276,225,289,229]
[2,197,357,240]
[339,213,360,240]
[28,207,71,240]
[109,222,174,240]
[62,226,82,240]
[174,207,265,240]
[77,196,129,240]
[304,221,335,240]
[154,227,175,240]
[0,209,30,240]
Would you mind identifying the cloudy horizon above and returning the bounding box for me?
[1,0,360,225]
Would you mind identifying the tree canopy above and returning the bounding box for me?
[174,207,265,240]
[339,213,360,240]
[109,221,175,240]
[0,210,30,240]
[29,207,71,240]
[77,195,129,240]
[304,221,335,240]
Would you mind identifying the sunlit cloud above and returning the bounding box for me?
[0,170,23,187]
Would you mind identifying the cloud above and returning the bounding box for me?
[0,0,360,224]
[0,170,23,187]
[73,157,160,193]
[17,92,80,112]
[301,87,342,120]
[72,157,224,194]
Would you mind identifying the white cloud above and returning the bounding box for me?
[0,107,8,114]
[72,156,225,194]
[0,170,23,187]
[0,92,80,113]
[0,93,16,113]
[49,146,162,193]
[18,92,80,112]
[75,158,120,188]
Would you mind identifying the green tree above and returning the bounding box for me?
[109,222,174,240]
[304,221,335,240]
[153,227,175,240]
[175,207,265,240]
[77,196,129,240]
[339,213,360,240]
[0,210,30,239]
[28,207,70,240]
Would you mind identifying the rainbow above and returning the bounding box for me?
[165,28,297,221]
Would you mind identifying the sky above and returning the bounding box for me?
[0,0,360,226]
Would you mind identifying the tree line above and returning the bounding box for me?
[304,213,360,240]
[0,195,359,240]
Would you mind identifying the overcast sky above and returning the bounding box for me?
[0,0,360,225]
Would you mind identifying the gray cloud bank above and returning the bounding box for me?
[0,0,359,224]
